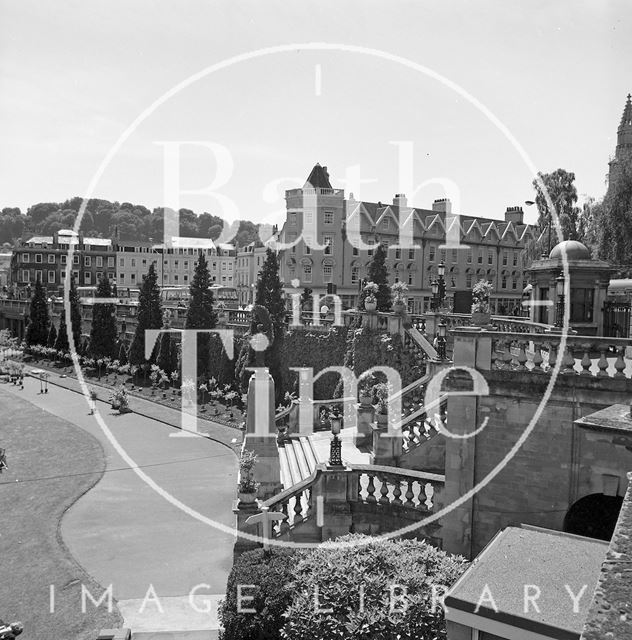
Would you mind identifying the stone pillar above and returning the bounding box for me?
[355,400,375,446]
[244,368,282,499]
[441,328,490,559]
[232,499,261,560]
[313,468,353,540]
[370,421,403,466]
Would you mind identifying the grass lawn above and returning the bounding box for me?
[0,387,122,639]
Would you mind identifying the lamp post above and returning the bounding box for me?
[328,410,343,467]
[555,272,565,328]
[431,279,439,311]
[437,322,447,360]
[437,261,446,307]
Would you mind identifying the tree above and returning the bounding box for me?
[25,277,49,346]
[532,169,582,246]
[54,311,69,352]
[47,321,57,348]
[69,275,83,351]
[254,248,288,402]
[359,243,391,311]
[597,155,632,266]
[128,263,163,365]
[281,535,468,640]
[89,275,117,358]
[185,253,217,379]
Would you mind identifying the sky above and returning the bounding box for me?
[1,0,631,228]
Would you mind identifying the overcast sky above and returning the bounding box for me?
[1,0,631,227]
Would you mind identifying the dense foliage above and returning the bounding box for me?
[185,253,217,379]
[69,275,83,351]
[359,244,391,311]
[0,199,261,246]
[219,535,468,640]
[25,277,49,346]
[128,262,163,365]
[88,275,118,358]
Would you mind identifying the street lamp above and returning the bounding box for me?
[437,322,447,360]
[555,272,566,328]
[431,279,439,311]
[328,410,343,467]
[437,261,446,308]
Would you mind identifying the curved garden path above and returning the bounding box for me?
[1,374,239,636]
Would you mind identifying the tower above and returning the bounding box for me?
[608,93,632,189]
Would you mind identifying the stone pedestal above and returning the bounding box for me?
[370,422,402,466]
[355,402,375,446]
[244,368,282,499]
[316,469,353,540]
[232,498,262,560]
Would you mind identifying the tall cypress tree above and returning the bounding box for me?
[89,275,117,358]
[359,243,391,311]
[156,311,179,377]
[185,253,217,379]
[47,321,57,348]
[129,263,163,365]
[69,274,83,352]
[254,248,287,402]
[25,277,49,346]
[54,310,69,352]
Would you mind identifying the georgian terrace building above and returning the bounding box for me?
[235,241,270,306]
[115,239,236,290]
[10,229,115,295]
[277,164,541,314]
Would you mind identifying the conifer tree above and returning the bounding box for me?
[54,311,70,352]
[69,274,83,351]
[89,275,117,358]
[129,262,163,365]
[254,248,287,401]
[185,253,217,379]
[156,310,179,377]
[359,243,391,311]
[47,321,57,347]
[25,277,50,346]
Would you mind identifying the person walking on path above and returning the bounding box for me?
[88,389,98,415]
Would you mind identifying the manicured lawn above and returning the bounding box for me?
[0,388,122,639]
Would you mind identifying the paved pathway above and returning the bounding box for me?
[1,375,239,637]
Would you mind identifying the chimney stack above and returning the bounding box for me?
[432,198,452,213]
[504,206,524,225]
[393,193,408,208]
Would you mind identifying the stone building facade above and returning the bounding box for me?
[277,164,540,313]
[235,241,269,306]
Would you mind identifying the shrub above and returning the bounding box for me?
[219,547,298,640]
[471,279,493,314]
[281,535,468,640]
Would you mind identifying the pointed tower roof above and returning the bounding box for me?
[304,163,333,189]
[616,93,632,154]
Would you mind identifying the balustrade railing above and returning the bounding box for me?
[459,330,632,378]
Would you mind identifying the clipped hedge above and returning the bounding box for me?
[283,326,349,399]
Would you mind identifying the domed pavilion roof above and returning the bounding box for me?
[549,240,592,261]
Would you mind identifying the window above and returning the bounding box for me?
[96,256,103,267]
[22,253,29,263]
[368,240,374,257]
[84,272,91,284]
[570,288,594,322]
[513,252,518,267]
[96,272,103,281]
[323,265,333,282]
[466,273,473,288]
[119,257,125,267]
[108,257,115,267]
[501,275,507,289]
[395,248,401,259]
[382,218,390,229]
[512,277,517,290]
[502,252,508,266]
[36,270,42,282]
[131,258,136,267]
[304,237,312,255]
[61,255,67,265]
[324,210,334,224]
[21,269,29,282]
[290,213,297,226]
[440,249,446,263]
[303,264,312,283]
[108,272,114,280]
[477,251,483,264]
[174,274,178,281]
[84,256,91,267]
[351,267,359,283]
[352,245,359,256]
[184,274,188,282]
[487,251,493,265]
[408,272,414,285]
[61,271,66,280]
[48,254,55,264]
[48,270,55,283]
[119,273,125,282]
[451,248,458,263]
[184,261,189,268]
[467,249,472,264]
[304,210,313,226]
[429,246,436,262]
[408,248,415,260]
[323,235,333,255]
[35,254,43,263]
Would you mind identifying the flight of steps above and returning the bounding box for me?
[278,436,318,490]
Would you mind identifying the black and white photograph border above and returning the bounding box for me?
[0,2,631,639]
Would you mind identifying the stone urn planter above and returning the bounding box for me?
[393,300,406,315]
[238,491,257,506]
[364,299,377,312]
[359,393,373,406]
[376,412,388,426]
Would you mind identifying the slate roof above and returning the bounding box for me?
[305,163,333,189]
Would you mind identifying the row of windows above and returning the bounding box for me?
[20,270,115,284]
[22,253,115,267]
